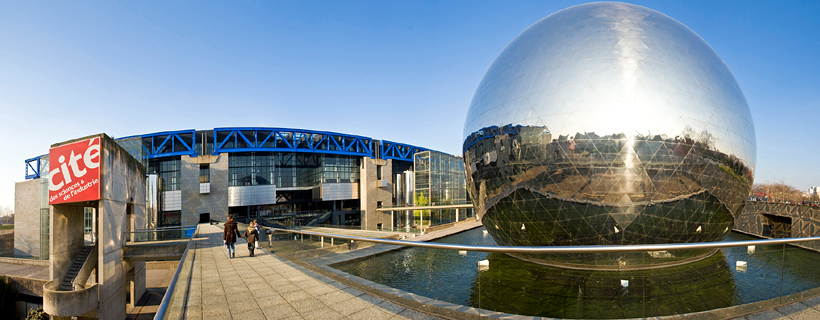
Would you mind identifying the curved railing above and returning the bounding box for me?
[153,225,198,320]
[260,226,820,319]
[267,227,820,253]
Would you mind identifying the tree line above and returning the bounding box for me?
[751,179,820,204]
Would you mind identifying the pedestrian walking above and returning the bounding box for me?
[253,219,260,249]
[223,214,240,258]
[244,222,260,257]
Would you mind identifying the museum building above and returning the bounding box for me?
[15,127,469,259]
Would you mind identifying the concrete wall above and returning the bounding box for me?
[14,179,40,258]
[735,201,820,251]
[96,134,147,319]
[181,154,228,224]
[360,158,393,230]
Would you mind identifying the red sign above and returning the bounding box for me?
[48,137,101,205]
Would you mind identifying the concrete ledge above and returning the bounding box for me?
[43,279,99,317]
[146,261,179,270]
[0,257,49,267]
[123,240,189,261]
[6,276,46,297]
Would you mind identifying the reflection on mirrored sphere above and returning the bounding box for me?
[463,2,756,269]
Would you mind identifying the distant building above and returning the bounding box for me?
[15,127,470,259]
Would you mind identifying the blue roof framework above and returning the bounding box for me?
[24,155,46,179]
[24,127,433,179]
[380,140,429,162]
[212,127,373,158]
[118,130,198,159]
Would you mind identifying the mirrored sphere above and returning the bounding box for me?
[463,2,756,269]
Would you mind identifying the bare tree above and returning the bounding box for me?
[0,207,13,225]
[752,179,807,204]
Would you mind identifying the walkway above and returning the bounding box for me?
[183,224,438,319]
[729,296,820,320]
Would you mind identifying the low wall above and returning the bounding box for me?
[735,201,820,250]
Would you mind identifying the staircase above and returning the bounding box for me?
[58,245,94,291]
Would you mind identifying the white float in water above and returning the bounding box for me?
[478,259,489,270]
[621,280,629,287]
[458,250,467,256]
[736,260,748,272]
[747,245,755,254]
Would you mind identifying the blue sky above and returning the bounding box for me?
[0,1,818,209]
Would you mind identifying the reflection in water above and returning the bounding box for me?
[332,228,820,319]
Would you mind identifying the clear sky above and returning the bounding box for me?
[0,1,818,209]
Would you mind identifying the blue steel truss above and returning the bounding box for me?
[25,155,45,180]
[380,140,428,162]
[119,130,197,159]
[213,127,373,157]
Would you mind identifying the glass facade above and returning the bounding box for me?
[148,157,181,191]
[322,155,359,183]
[228,152,359,188]
[38,157,50,260]
[463,3,756,269]
[414,151,469,227]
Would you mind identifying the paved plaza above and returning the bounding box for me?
[182,224,438,320]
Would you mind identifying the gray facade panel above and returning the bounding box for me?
[227,185,276,207]
[321,183,359,201]
[181,154,229,224]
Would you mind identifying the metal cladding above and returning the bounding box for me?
[463,2,756,269]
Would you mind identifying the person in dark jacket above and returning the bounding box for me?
[244,222,260,257]
[223,214,240,258]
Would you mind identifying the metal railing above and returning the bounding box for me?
[126,226,197,243]
[264,227,820,254]
[153,225,198,320]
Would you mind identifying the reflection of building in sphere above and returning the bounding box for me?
[462,2,756,269]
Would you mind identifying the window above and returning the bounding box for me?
[148,158,181,191]
[229,153,275,186]
[199,164,210,183]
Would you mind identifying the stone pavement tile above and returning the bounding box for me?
[801,296,820,309]
[201,306,231,318]
[348,306,395,320]
[201,294,227,305]
[376,300,407,315]
[231,309,267,320]
[290,296,324,311]
[283,290,312,303]
[299,305,346,320]
[329,297,372,316]
[784,304,820,320]
[262,303,300,319]
[744,310,788,320]
[305,283,337,296]
[358,293,384,305]
[341,287,365,297]
[395,309,441,320]
[776,301,813,316]
[317,290,355,304]
[277,283,301,294]
[256,294,288,308]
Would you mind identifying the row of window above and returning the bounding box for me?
[148,153,361,191]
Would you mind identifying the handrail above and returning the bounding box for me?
[264,226,820,254]
[133,225,198,233]
[154,225,198,320]
[71,241,98,290]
